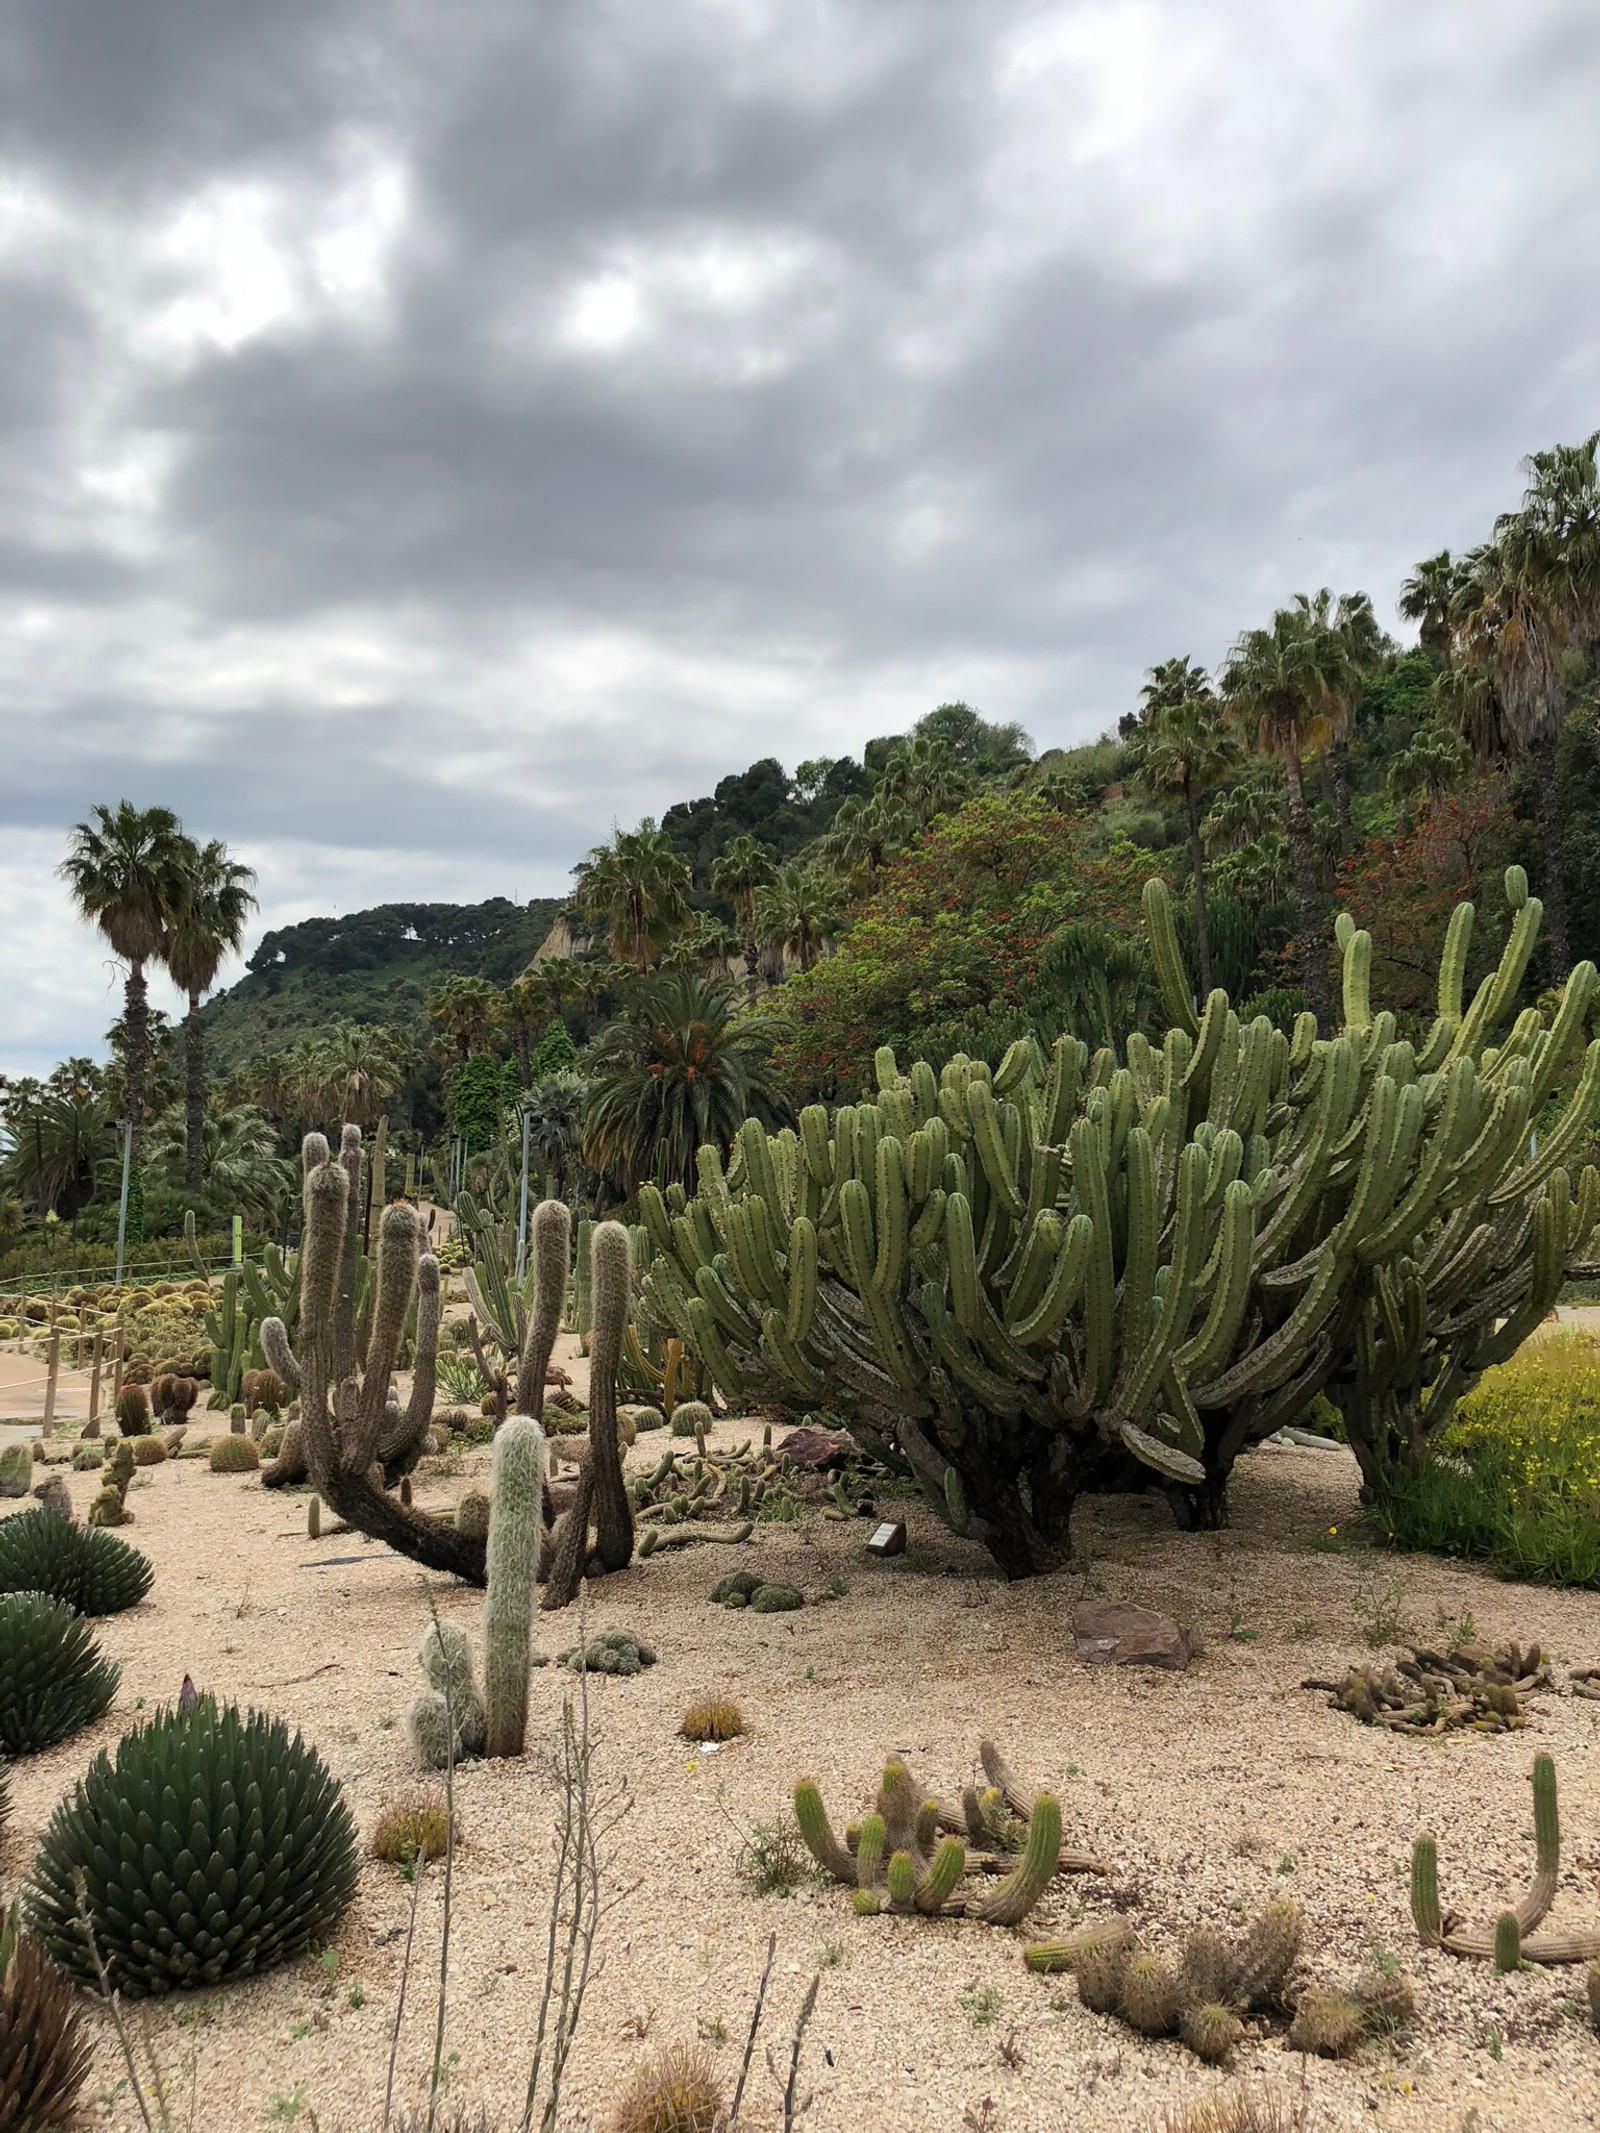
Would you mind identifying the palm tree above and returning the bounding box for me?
[1447,538,1572,966]
[709,833,777,989]
[1220,607,1341,1019]
[163,838,257,1191]
[523,1072,586,1202]
[314,1022,408,1128]
[144,1101,289,1224]
[425,974,500,1064]
[1399,550,1464,659]
[499,974,544,1090]
[878,733,971,828]
[581,971,787,1199]
[815,791,913,888]
[0,1073,113,1219]
[754,864,845,974]
[1296,589,1386,854]
[1386,725,1470,815]
[572,820,692,972]
[58,802,188,1155]
[1125,660,1237,997]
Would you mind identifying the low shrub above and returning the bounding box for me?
[1377,1334,1600,1589]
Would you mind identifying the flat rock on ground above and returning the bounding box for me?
[1074,1599,1193,1671]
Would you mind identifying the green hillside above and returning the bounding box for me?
[200,896,564,1070]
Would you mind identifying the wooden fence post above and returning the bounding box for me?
[42,1328,61,1435]
[87,1328,105,1433]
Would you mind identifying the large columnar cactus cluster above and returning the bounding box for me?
[639,871,1600,1575]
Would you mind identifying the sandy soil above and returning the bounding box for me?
[3,1335,1599,2133]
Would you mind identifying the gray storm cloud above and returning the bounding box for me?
[2,0,1598,1070]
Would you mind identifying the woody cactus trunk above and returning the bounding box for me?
[641,869,1600,1578]
[261,1127,472,1576]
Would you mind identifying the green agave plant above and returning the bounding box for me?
[0,1593,119,1757]
[29,1693,359,1998]
[0,1507,153,1616]
[0,1903,93,2133]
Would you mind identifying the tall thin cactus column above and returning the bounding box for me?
[541,1216,636,1610]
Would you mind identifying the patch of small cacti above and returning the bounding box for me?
[680,1697,745,1742]
[709,1571,803,1612]
[795,1740,1101,1926]
[208,1433,260,1473]
[539,1628,658,1677]
[0,1444,30,1498]
[630,1439,790,1523]
[1313,1639,1550,1736]
[1025,1903,1415,2064]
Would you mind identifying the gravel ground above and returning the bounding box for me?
[3,1339,1598,2133]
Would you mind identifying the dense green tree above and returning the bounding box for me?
[58,802,189,1155]
[164,838,257,1191]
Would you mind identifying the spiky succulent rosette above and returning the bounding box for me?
[29,1694,359,1997]
[0,1506,153,1615]
[0,1592,119,1756]
[0,1904,93,2133]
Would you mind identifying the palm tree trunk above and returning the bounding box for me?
[1185,789,1213,999]
[1283,743,1331,1021]
[184,989,206,1193]
[123,958,149,1159]
[511,1024,530,1090]
[1330,734,1353,855]
[1530,727,1571,972]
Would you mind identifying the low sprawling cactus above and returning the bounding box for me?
[550,1627,657,1676]
[640,872,1600,1573]
[0,1903,93,2133]
[1411,1753,1600,1963]
[30,1692,358,1996]
[794,1740,1095,1927]
[0,1506,152,1615]
[0,1591,119,1755]
[1027,1898,1389,2064]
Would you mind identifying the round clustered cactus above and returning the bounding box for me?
[29,1694,359,1997]
[707,1572,802,1612]
[0,1507,153,1616]
[669,1399,712,1443]
[606,2041,724,2133]
[129,1435,168,1468]
[0,1592,119,1756]
[371,1792,454,1874]
[208,1434,260,1474]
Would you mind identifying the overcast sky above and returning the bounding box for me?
[3,0,1598,1077]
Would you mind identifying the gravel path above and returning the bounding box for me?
[3,1360,1598,2133]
